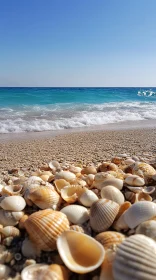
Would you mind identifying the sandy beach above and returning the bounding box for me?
[0,122,156,172]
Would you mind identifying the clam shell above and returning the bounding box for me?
[101,186,124,205]
[60,205,89,224]
[0,226,20,238]
[57,230,105,274]
[24,209,70,251]
[55,171,76,183]
[97,162,118,172]
[121,201,156,229]
[61,185,86,203]
[81,166,97,175]
[42,264,69,280]
[54,179,71,193]
[136,220,156,240]
[112,234,156,280]
[0,196,26,211]
[49,160,61,172]
[90,199,119,232]
[70,225,85,234]
[28,187,62,210]
[93,172,114,188]
[0,210,24,226]
[95,231,125,250]
[78,189,99,207]
[124,158,135,165]
[85,174,95,187]
[2,185,23,196]
[124,175,145,186]
[21,264,49,280]
[69,165,82,174]
[132,162,156,179]
[98,178,123,190]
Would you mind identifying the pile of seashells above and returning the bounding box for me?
[0,155,156,279]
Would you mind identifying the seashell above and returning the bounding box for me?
[2,185,23,196]
[24,209,70,251]
[21,264,49,280]
[0,210,24,226]
[126,185,143,193]
[132,162,156,183]
[101,186,124,205]
[54,179,71,193]
[55,171,76,183]
[28,187,62,210]
[69,165,82,174]
[41,264,69,280]
[78,189,99,207]
[136,220,156,240]
[93,172,114,188]
[57,230,105,274]
[85,174,95,187]
[2,237,14,247]
[61,205,89,224]
[97,162,118,172]
[136,192,152,202]
[111,157,123,165]
[112,234,156,280]
[124,158,135,165]
[120,201,156,229]
[0,264,11,279]
[81,166,97,175]
[153,174,156,180]
[40,173,54,182]
[0,245,13,264]
[98,178,123,190]
[143,186,156,194]
[0,226,20,238]
[70,225,85,234]
[61,185,86,203]
[0,196,26,211]
[95,231,125,250]
[90,199,119,232]
[22,238,41,258]
[124,174,145,186]
[49,160,61,172]
[18,214,29,229]
[112,202,131,231]
[124,191,137,203]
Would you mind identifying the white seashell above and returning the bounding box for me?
[49,160,60,172]
[69,165,82,174]
[21,264,49,280]
[61,205,89,224]
[2,185,23,196]
[78,190,99,207]
[126,185,143,193]
[0,226,20,238]
[143,186,155,194]
[93,173,114,188]
[55,171,76,182]
[0,210,24,226]
[98,178,123,190]
[124,159,135,165]
[112,234,156,280]
[86,174,95,187]
[124,175,145,186]
[121,201,156,229]
[0,196,26,211]
[136,220,156,241]
[61,185,86,203]
[54,179,71,193]
[0,264,10,279]
[22,238,41,258]
[57,230,105,274]
[101,186,124,205]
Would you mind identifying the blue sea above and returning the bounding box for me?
[0,87,156,134]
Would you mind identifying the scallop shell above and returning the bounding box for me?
[78,189,99,207]
[57,230,105,274]
[0,210,24,226]
[95,231,125,250]
[112,234,156,280]
[120,201,156,229]
[27,187,62,210]
[136,220,156,240]
[98,178,123,190]
[60,205,89,224]
[24,209,70,251]
[54,179,71,193]
[101,186,124,205]
[55,171,76,183]
[0,226,20,238]
[97,162,118,172]
[2,185,23,196]
[61,185,86,203]
[90,199,119,232]
[124,175,145,186]
[0,264,11,280]
[0,196,26,211]
[81,166,97,175]
[21,264,49,280]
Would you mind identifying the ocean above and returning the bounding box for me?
[0,87,156,134]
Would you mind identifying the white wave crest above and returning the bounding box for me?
[137,90,156,97]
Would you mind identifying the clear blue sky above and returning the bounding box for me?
[0,0,156,86]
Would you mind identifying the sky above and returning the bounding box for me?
[0,0,156,87]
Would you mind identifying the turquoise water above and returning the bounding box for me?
[0,87,156,133]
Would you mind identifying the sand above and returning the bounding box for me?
[0,126,156,172]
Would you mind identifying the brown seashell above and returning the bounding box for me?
[43,264,69,280]
[97,162,118,173]
[54,179,71,193]
[61,185,87,203]
[95,231,125,250]
[115,201,131,221]
[81,166,97,175]
[24,209,70,251]
[90,199,119,233]
[111,157,123,165]
[18,214,29,229]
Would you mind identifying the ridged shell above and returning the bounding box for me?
[60,205,89,224]
[90,199,119,232]
[136,220,156,240]
[101,186,124,205]
[55,171,76,183]
[24,209,70,251]
[98,178,123,190]
[81,166,97,175]
[0,196,26,211]
[0,210,24,226]
[78,189,99,207]
[0,226,20,238]
[28,187,62,210]
[54,179,71,193]
[121,201,156,229]
[97,162,118,172]
[95,231,125,250]
[112,234,156,280]
[57,230,105,274]
[21,264,49,280]
[61,185,86,203]
[124,175,145,186]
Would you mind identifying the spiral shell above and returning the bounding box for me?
[101,186,124,205]
[0,196,26,211]
[136,220,156,240]
[24,209,70,251]
[57,230,105,274]
[90,199,119,232]
[112,234,156,280]
[61,205,89,224]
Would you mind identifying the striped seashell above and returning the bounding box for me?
[90,199,119,233]
[60,205,89,224]
[136,220,156,241]
[98,178,124,190]
[101,186,124,205]
[54,179,71,193]
[39,172,54,182]
[124,175,145,186]
[97,162,118,173]
[78,189,99,207]
[0,226,20,238]
[27,187,62,210]
[57,230,105,274]
[81,166,97,175]
[61,185,87,203]
[0,196,26,212]
[112,234,156,280]
[95,231,125,250]
[55,171,76,183]
[24,209,70,251]
[0,210,24,226]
